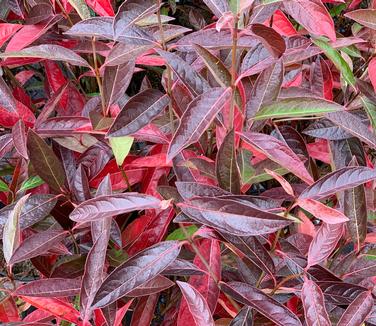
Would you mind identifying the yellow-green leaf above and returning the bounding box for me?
[109,136,134,166]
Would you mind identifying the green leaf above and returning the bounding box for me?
[0,179,9,192]
[237,148,255,184]
[68,0,91,19]
[229,0,240,14]
[19,176,45,192]
[109,136,134,166]
[166,225,198,240]
[312,38,356,87]
[255,97,343,120]
[248,167,289,184]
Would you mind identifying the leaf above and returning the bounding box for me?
[107,89,169,137]
[109,136,134,166]
[246,60,283,121]
[92,240,181,308]
[68,0,91,19]
[80,232,110,322]
[325,110,376,150]
[296,198,349,224]
[202,0,229,17]
[0,45,91,68]
[166,225,198,240]
[0,76,17,115]
[312,38,355,87]
[254,97,343,120]
[105,43,153,66]
[20,297,81,325]
[103,60,135,108]
[221,281,302,326]
[3,194,29,264]
[240,132,313,184]
[307,222,343,268]
[251,24,286,58]
[301,279,331,326]
[12,120,28,159]
[303,119,352,140]
[27,129,66,193]
[157,49,210,97]
[14,278,81,297]
[283,0,335,41]
[216,130,241,194]
[299,166,376,200]
[65,17,114,39]
[318,281,368,305]
[176,182,230,200]
[176,281,215,326]
[70,193,162,222]
[9,229,68,264]
[337,291,373,326]
[0,23,22,47]
[0,179,9,192]
[167,87,231,161]
[19,176,45,192]
[0,194,57,237]
[178,197,292,236]
[221,232,275,279]
[345,9,376,30]
[86,0,114,16]
[229,306,253,326]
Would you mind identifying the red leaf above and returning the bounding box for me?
[0,23,22,47]
[86,0,115,16]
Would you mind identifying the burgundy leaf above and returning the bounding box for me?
[221,281,302,326]
[107,89,169,137]
[12,120,28,159]
[14,278,81,297]
[240,132,314,184]
[168,87,231,161]
[299,167,376,200]
[250,24,286,58]
[70,193,162,222]
[301,278,331,326]
[9,229,68,264]
[337,291,373,326]
[176,280,215,326]
[307,222,343,268]
[127,275,174,297]
[178,197,292,236]
[92,241,181,308]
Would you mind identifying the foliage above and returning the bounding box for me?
[0,0,376,325]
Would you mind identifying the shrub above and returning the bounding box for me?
[0,0,375,325]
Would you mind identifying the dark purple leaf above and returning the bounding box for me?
[70,193,162,222]
[337,291,373,326]
[14,278,81,297]
[92,240,181,308]
[12,120,28,159]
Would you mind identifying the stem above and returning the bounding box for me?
[229,16,239,130]
[119,165,132,192]
[179,223,241,312]
[156,0,175,133]
[91,37,106,116]
[55,0,74,26]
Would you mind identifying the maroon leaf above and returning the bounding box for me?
[337,291,373,326]
[216,130,241,194]
[27,129,66,193]
[307,222,343,268]
[202,0,229,17]
[12,120,28,159]
[251,24,286,58]
[9,229,68,264]
[70,193,162,222]
[92,241,181,308]
[14,278,81,297]
[246,60,283,121]
[107,89,169,137]
[283,0,335,41]
[301,278,331,326]
[103,60,135,108]
[221,281,302,326]
[127,275,174,297]
[299,167,376,200]
[176,280,215,326]
[168,87,231,161]
[240,131,314,184]
[178,197,292,236]
[65,17,114,39]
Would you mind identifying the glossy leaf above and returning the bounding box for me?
[337,291,373,326]
[240,132,313,184]
[70,193,162,222]
[221,281,302,326]
[178,197,292,236]
[107,89,169,137]
[176,281,215,326]
[345,9,376,30]
[301,278,331,326]
[168,87,231,161]
[14,278,81,297]
[92,241,181,307]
